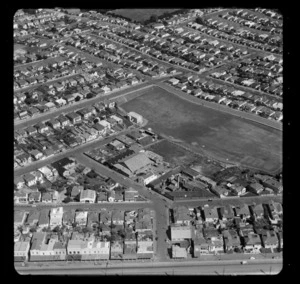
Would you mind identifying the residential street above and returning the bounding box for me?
[155,81,282,131]
[74,153,171,261]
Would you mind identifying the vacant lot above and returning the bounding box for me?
[122,86,282,174]
[109,9,180,23]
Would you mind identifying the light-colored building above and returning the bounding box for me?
[14,241,30,261]
[128,111,143,124]
[50,207,63,228]
[75,211,88,226]
[171,225,193,242]
[80,190,96,203]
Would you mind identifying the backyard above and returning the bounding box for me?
[121,86,282,174]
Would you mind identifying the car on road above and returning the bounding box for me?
[250,257,255,260]
[241,261,248,265]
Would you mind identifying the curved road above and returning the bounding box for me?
[156,81,282,131]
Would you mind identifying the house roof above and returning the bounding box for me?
[171,225,192,240]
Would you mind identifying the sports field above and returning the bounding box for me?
[148,140,223,177]
[121,86,282,174]
[109,9,180,23]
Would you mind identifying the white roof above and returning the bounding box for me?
[128,111,143,119]
[99,120,110,127]
[171,226,192,240]
[38,166,52,176]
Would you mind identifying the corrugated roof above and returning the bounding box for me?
[122,153,152,173]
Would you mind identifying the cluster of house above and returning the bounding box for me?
[211,54,282,97]
[14,43,146,121]
[166,73,283,121]
[65,32,176,78]
[14,156,145,204]
[14,52,87,91]
[148,166,216,200]
[211,173,283,197]
[223,9,282,35]
[86,129,170,186]
[14,207,155,262]
[14,102,144,168]
[147,165,282,200]
[92,21,249,74]
[13,9,65,38]
[168,201,283,259]
[160,9,204,26]
[188,14,282,55]
[254,9,282,21]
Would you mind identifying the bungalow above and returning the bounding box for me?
[47,118,61,129]
[29,148,44,161]
[80,189,96,203]
[41,192,52,203]
[23,173,37,187]
[29,191,42,203]
[14,192,28,204]
[66,112,81,124]
[243,232,262,254]
[57,115,70,127]
[14,176,25,189]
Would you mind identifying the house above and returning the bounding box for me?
[261,178,282,194]
[14,176,25,189]
[50,207,63,228]
[262,230,278,252]
[38,209,50,228]
[80,190,96,203]
[243,232,262,254]
[47,118,61,129]
[172,244,188,259]
[27,211,40,226]
[202,206,219,223]
[247,182,264,194]
[57,115,70,127]
[173,206,192,225]
[171,225,193,242]
[75,211,88,226]
[23,173,37,187]
[14,211,28,228]
[222,230,241,253]
[14,241,31,261]
[66,112,81,124]
[234,204,251,219]
[14,192,28,204]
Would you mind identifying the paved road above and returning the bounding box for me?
[74,153,171,261]
[14,81,152,129]
[210,76,282,101]
[155,81,282,131]
[14,74,179,130]
[16,258,282,275]
[14,127,134,176]
[14,201,151,213]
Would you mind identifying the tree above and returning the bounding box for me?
[195,17,206,25]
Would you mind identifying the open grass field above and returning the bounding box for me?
[109,9,180,23]
[121,86,282,174]
[148,139,222,177]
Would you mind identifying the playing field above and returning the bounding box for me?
[109,9,180,23]
[122,86,282,174]
[148,140,223,177]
